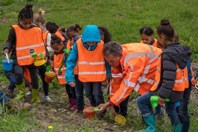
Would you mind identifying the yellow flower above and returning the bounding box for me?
[48,125,54,129]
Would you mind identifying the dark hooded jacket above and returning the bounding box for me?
[151,42,191,102]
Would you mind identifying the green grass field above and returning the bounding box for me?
[0,0,198,131]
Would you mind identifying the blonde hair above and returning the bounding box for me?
[34,8,45,25]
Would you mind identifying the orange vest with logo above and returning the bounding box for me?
[150,56,189,92]
[76,39,106,82]
[109,68,123,98]
[13,25,46,66]
[53,53,66,85]
[110,43,162,106]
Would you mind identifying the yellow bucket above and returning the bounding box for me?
[34,59,46,66]
[114,114,126,125]
[45,71,56,78]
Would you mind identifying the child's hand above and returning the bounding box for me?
[3,48,9,55]
[98,102,110,112]
[158,97,165,106]
[68,82,75,87]
[191,77,196,86]
[102,80,109,87]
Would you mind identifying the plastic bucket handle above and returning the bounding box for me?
[5,53,10,63]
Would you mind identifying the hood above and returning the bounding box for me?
[164,43,191,69]
[82,25,101,43]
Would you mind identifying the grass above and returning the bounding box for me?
[0,110,42,132]
[0,0,198,131]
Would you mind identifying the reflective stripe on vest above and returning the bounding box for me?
[78,71,106,75]
[112,73,122,78]
[78,61,105,65]
[77,39,106,82]
[17,51,45,60]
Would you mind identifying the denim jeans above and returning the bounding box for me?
[137,93,162,117]
[84,82,104,106]
[178,82,192,132]
[155,104,163,116]
[165,101,182,126]
[74,75,84,111]
[137,92,153,117]
[0,90,8,104]
[5,71,16,90]
[114,96,130,117]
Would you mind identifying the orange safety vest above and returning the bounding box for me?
[66,40,72,50]
[13,25,46,66]
[76,39,106,82]
[66,40,78,75]
[23,68,31,83]
[150,56,189,92]
[110,43,162,106]
[140,39,158,47]
[42,30,48,46]
[53,53,66,85]
[109,67,123,98]
[43,29,65,46]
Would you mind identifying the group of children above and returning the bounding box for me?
[1,4,197,132]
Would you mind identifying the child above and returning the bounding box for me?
[66,25,108,110]
[50,34,77,110]
[65,24,84,112]
[4,67,32,98]
[136,19,191,131]
[139,26,158,47]
[174,31,193,132]
[66,24,82,49]
[33,11,53,102]
[3,4,46,104]
[44,21,66,57]
[98,26,112,44]
[4,70,17,98]
[140,26,163,119]
[98,26,112,85]
[33,8,45,30]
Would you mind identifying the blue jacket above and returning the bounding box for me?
[66,25,111,83]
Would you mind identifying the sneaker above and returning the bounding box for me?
[25,91,32,96]
[44,96,53,102]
